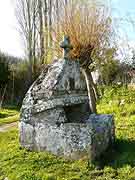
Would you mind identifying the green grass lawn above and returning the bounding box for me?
[0,108,19,126]
[0,86,135,180]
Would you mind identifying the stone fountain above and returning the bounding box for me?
[19,36,115,163]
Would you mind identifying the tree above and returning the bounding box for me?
[131,50,135,69]
[48,0,52,48]
[43,0,48,60]
[0,53,10,108]
[55,0,59,33]
[53,1,113,113]
[93,47,119,84]
[101,59,119,85]
[15,0,39,84]
[0,57,9,87]
[38,0,45,64]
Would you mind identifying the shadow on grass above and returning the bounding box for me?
[0,113,9,118]
[3,105,20,111]
[99,139,135,169]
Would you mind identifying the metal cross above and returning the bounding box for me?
[60,35,73,59]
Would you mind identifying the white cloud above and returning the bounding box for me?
[116,39,135,63]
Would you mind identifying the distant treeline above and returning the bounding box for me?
[0,50,134,108]
[0,52,40,107]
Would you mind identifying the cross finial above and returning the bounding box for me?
[60,35,73,59]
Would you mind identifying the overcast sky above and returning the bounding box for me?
[0,0,24,57]
[0,0,135,58]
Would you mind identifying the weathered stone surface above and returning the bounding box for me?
[19,122,34,150]
[20,114,114,160]
[20,57,115,163]
[20,59,89,123]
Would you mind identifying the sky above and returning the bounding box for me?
[111,0,135,40]
[0,0,135,58]
[110,0,135,61]
[0,0,24,57]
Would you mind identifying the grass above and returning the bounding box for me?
[0,108,19,126]
[0,86,135,179]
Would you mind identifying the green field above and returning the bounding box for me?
[0,87,135,180]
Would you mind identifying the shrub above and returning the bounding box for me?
[53,1,113,66]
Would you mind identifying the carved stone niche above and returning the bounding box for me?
[19,58,115,163]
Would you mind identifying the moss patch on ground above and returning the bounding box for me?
[0,86,135,180]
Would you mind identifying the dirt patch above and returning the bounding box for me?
[0,122,18,132]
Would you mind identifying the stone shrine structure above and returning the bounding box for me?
[19,36,115,163]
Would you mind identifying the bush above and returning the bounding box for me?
[53,1,113,65]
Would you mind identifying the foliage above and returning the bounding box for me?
[100,59,120,85]
[131,50,135,68]
[0,51,22,89]
[10,60,41,104]
[0,53,10,87]
[0,52,41,106]
[0,87,135,179]
[0,51,28,106]
[9,61,32,105]
[93,47,121,85]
